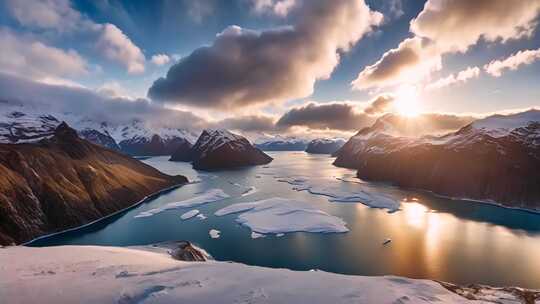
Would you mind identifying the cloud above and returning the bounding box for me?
[186,0,215,23]
[250,0,298,17]
[0,72,205,130]
[484,48,540,77]
[0,28,88,80]
[373,112,476,136]
[276,102,376,131]
[352,37,442,90]
[352,0,540,90]
[151,54,171,66]
[149,0,382,109]
[410,0,540,53]
[363,94,395,114]
[96,24,145,74]
[426,66,481,90]
[218,115,277,132]
[4,0,145,74]
[3,0,94,32]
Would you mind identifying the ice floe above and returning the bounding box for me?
[241,186,258,197]
[209,229,221,239]
[134,189,230,218]
[251,232,265,239]
[276,177,400,212]
[215,197,348,236]
[196,214,207,220]
[180,210,200,220]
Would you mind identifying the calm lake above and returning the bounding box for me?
[28,152,540,288]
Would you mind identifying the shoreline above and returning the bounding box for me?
[22,183,186,246]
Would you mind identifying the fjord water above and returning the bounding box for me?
[30,152,540,288]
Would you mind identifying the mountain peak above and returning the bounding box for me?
[54,122,79,140]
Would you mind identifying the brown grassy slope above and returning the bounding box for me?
[0,123,187,245]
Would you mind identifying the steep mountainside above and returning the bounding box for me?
[170,129,272,170]
[305,138,345,154]
[0,123,188,245]
[0,104,197,156]
[333,110,540,210]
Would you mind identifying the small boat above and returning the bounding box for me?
[383,238,392,245]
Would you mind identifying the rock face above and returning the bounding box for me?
[170,129,272,170]
[305,138,345,154]
[169,140,194,161]
[334,110,540,210]
[0,122,188,245]
[169,241,208,261]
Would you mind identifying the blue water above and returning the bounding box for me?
[29,152,540,288]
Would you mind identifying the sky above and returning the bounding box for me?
[0,0,539,138]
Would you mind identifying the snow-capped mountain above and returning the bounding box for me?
[334,109,540,210]
[171,129,272,170]
[255,136,309,151]
[0,103,198,156]
[305,138,345,154]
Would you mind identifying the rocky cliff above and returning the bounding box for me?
[334,110,540,210]
[0,122,188,245]
[170,129,272,170]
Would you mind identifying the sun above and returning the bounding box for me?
[394,86,421,117]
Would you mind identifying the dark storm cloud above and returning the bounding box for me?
[148,0,382,109]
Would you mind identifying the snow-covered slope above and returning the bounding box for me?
[333,109,540,210]
[1,245,521,304]
[0,103,198,155]
[172,129,273,170]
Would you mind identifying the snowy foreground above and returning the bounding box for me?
[0,245,495,304]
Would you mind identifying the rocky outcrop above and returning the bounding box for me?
[170,129,272,170]
[0,122,188,245]
[305,138,345,154]
[333,110,540,210]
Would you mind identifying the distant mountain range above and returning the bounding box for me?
[0,104,198,156]
[334,110,540,210]
[171,129,272,170]
[305,138,345,154]
[255,137,309,151]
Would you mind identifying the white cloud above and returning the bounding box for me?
[410,0,540,53]
[4,0,145,75]
[96,23,145,74]
[250,0,298,17]
[352,37,441,90]
[352,0,540,90]
[426,66,481,91]
[484,48,540,77]
[0,28,88,80]
[149,0,383,109]
[3,0,94,32]
[151,54,171,66]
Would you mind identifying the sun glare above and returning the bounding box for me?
[394,86,421,117]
